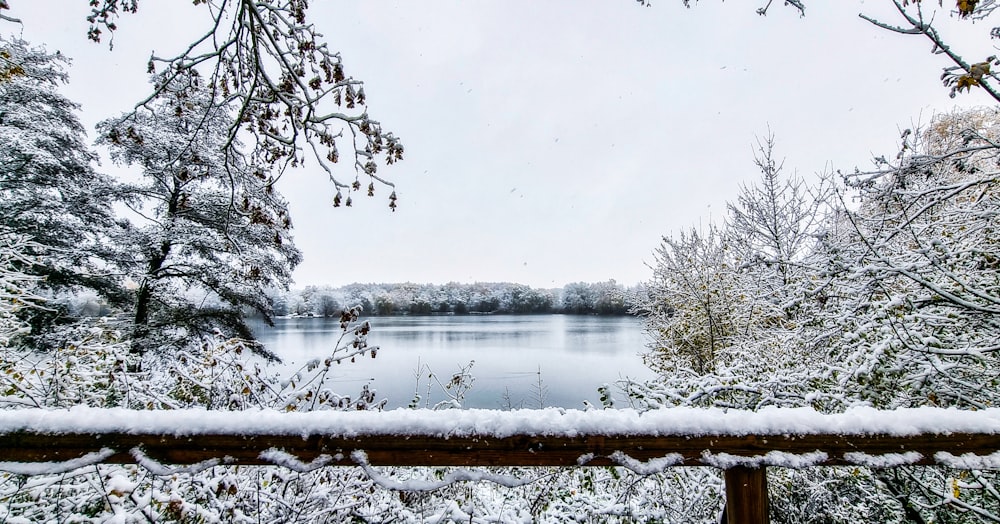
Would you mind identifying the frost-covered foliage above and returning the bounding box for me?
[0,307,380,413]
[643,224,742,376]
[632,111,1000,521]
[767,468,905,524]
[0,245,389,519]
[0,457,728,523]
[408,359,477,410]
[0,307,388,521]
[97,70,302,356]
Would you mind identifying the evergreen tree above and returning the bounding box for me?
[0,37,122,333]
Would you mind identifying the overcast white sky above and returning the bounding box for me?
[5,1,997,288]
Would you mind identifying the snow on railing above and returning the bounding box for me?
[3,406,1000,524]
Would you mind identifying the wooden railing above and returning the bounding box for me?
[2,406,1000,524]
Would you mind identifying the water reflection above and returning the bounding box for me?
[251,315,655,409]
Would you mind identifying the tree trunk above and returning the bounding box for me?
[131,240,170,354]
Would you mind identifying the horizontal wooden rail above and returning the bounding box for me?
[3,428,1000,467]
[2,406,1000,524]
[2,406,999,467]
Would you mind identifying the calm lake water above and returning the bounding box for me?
[251,315,656,409]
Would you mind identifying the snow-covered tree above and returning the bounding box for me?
[0,37,120,308]
[628,163,903,521]
[823,108,1000,411]
[727,134,830,292]
[642,225,744,376]
[630,112,1000,521]
[790,106,1000,524]
[98,70,302,356]
[633,133,852,407]
[638,136,831,378]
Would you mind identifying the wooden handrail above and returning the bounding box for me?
[2,429,998,467]
[3,406,1000,524]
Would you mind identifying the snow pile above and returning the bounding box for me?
[0,448,115,475]
[935,451,1000,469]
[2,405,1000,438]
[843,451,924,467]
[605,451,685,475]
[701,450,829,469]
[352,451,534,490]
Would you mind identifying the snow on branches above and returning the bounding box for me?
[0,231,44,347]
[81,0,404,209]
[0,37,121,306]
[631,109,1000,521]
[97,70,303,355]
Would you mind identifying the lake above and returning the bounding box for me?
[251,315,657,409]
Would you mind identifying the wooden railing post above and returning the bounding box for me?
[724,466,769,524]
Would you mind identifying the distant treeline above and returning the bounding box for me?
[265,281,639,317]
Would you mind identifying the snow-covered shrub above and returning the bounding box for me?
[0,318,134,409]
[631,114,1000,521]
[154,310,386,412]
